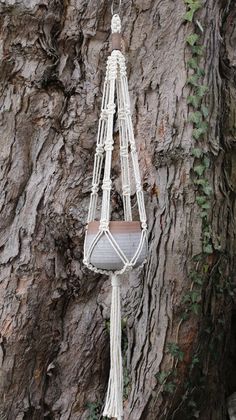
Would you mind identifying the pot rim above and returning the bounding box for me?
[87,220,142,234]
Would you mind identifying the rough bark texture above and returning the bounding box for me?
[0,0,235,419]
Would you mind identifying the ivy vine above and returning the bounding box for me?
[155,0,215,415]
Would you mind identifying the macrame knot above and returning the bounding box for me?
[123,185,130,195]
[96,144,104,156]
[118,110,126,120]
[111,275,120,287]
[119,61,126,74]
[111,14,121,33]
[120,145,128,157]
[91,185,99,194]
[84,12,148,420]
[107,104,116,115]
[124,107,131,115]
[126,262,133,269]
[100,110,107,119]
[99,220,109,231]
[102,179,112,190]
[104,144,114,152]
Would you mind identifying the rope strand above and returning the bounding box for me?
[103,274,123,419]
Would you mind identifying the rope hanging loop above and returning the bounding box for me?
[111,0,122,16]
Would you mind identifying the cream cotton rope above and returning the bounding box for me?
[83,13,148,419]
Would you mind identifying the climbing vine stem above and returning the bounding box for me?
[156,1,214,416]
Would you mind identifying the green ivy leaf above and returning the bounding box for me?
[180,311,189,321]
[194,178,207,186]
[187,57,198,70]
[192,127,206,140]
[201,105,209,118]
[202,185,212,196]
[203,156,210,168]
[184,0,197,4]
[189,111,202,125]
[192,355,200,365]
[184,0,201,5]
[196,195,206,205]
[191,147,203,158]
[192,45,204,56]
[203,244,213,254]
[196,67,205,77]
[203,230,211,239]
[189,290,201,303]
[186,34,199,46]
[187,95,201,108]
[191,303,201,315]
[194,165,206,176]
[156,370,170,384]
[184,0,201,21]
[191,1,201,11]
[187,74,200,86]
[197,85,208,97]
[167,343,184,361]
[194,277,203,286]
[200,210,208,218]
[201,202,211,209]
[164,382,176,394]
[182,293,191,304]
[184,9,195,22]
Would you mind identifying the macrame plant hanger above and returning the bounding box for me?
[83,3,148,418]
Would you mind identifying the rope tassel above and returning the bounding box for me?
[103,274,123,419]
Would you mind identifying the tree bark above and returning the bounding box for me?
[0,1,235,419]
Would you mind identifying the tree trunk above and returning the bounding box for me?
[0,1,235,419]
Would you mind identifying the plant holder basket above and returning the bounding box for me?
[85,221,147,272]
[83,13,148,420]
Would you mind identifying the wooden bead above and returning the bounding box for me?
[112,33,122,51]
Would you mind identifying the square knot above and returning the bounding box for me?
[120,146,128,157]
[104,143,114,152]
[118,110,126,119]
[122,185,130,195]
[96,145,104,156]
[102,180,112,190]
[91,185,99,194]
[107,104,116,115]
[100,110,108,119]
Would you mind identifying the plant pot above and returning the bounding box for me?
[84,221,147,271]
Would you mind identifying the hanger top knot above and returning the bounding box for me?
[111,13,121,33]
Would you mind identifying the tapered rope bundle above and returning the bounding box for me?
[83,13,148,419]
[103,274,123,419]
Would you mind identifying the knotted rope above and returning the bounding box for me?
[83,14,148,419]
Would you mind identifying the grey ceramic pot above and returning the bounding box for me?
[84,221,147,271]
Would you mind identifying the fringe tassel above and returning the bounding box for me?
[103,274,123,419]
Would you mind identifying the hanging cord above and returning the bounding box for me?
[111,0,121,16]
[103,274,123,420]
